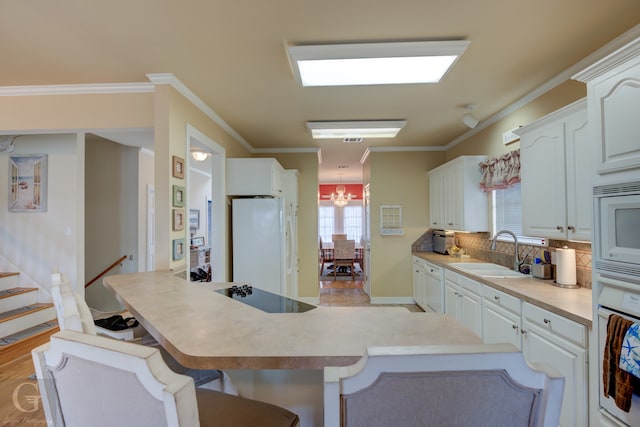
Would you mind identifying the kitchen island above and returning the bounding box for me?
[104,271,482,426]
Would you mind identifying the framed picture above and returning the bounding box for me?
[8,154,48,213]
[189,209,200,230]
[173,238,185,260]
[173,209,185,231]
[172,185,185,207]
[172,156,185,179]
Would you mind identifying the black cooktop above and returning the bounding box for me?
[215,285,316,313]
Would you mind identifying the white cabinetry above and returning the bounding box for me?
[574,37,640,181]
[428,156,488,232]
[518,99,592,241]
[522,303,588,427]
[444,270,482,338]
[481,286,522,350]
[412,257,443,313]
[226,158,284,196]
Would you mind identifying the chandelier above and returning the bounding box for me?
[331,183,352,207]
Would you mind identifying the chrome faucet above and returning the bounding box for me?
[490,230,523,272]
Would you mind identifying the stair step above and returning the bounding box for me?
[0,303,56,338]
[0,320,59,366]
[0,288,38,312]
[0,272,19,292]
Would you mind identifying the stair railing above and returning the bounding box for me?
[85,255,128,288]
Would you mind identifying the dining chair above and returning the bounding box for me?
[50,272,236,394]
[333,239,356,280]
[331,233,347,241]
[324,343,564,427]
[32,330,300,427]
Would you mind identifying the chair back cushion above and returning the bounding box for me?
[334,240,355,260]
[32,330,198,427]
[332,233,347,241]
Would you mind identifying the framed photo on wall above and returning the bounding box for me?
[8,154,48,213]
[173,238,185,260]
[189,209,200,230]
[172,185,185,207]
[173,209,185,231]
[172,156,185,179]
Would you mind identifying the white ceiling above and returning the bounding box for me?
[1,1,638,183]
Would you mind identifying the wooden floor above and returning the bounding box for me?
[0,354,46,426]
[319,279,423,312]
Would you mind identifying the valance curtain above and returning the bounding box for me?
[479,150,520,192]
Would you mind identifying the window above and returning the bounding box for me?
[319,203,363,242]
[493,183,546,245]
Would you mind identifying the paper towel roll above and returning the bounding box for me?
[556,247,577,286]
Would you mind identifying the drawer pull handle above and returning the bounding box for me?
[521,329,527,335]
[512,324,518,330]
[494,296,500,301]
[543,318,551,324]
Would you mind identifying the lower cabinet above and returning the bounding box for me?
[444,271,482,339]
[412,257,443,312]
[522,303,588,427]
[481,286,522,350]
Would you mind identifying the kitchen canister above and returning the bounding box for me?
[555,246,578,288]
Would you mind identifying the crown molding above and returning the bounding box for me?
[0,82,154,96]
[146,73,253,152]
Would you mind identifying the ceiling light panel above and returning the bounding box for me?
[307,120,407,139]
[288,41,470,87]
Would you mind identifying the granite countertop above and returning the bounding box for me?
[412,251,592,328]
[103,271,482,370]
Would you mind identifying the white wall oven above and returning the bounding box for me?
[595,180,640,426]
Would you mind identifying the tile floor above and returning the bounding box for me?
[318,279,423,312]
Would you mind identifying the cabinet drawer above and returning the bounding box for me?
[423,261,442,280]
[460,276,482,295]
[482,286,521,315]
[522,302,587,348]
[444,269,460,284]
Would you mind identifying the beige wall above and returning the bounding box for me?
[366,151,445,299]
[447,80,586,160]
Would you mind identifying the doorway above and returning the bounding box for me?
[186,124,226,282]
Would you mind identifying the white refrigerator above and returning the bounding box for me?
[232,197,294,296]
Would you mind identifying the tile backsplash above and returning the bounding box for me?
[454,232,592,288]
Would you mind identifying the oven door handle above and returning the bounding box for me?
[596,273,640,292]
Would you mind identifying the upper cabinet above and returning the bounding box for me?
[573,37,640,183]
[517,99,592,241]
[226,158,284,197]
[428,156,488,232]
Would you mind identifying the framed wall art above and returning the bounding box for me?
[173,209,185,231]
[172,185,185,207]
[8,154,48,213]
[172,156,185,179]
[189,209,200,231]
[172,238,185,260]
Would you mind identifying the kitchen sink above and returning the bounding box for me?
[450,262,509,270]
[451,263,529,279]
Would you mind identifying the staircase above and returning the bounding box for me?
[0,272,58,366]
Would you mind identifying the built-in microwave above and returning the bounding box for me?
[594,181,640,279]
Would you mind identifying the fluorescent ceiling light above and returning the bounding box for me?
[306,120,407,139]
[287,40,470,86]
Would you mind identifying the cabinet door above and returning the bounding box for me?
[444,281,460,321]
[565,109,592,241]
[482,300,521,350]
[590,61,640,175]
[412,259,421,305]
[428,170,444,228]
[520,122,567,239]
[461,290,482,339]
[443,163,463,229]
[522,320,588,427]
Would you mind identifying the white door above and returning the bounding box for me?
[363,184,371,296]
